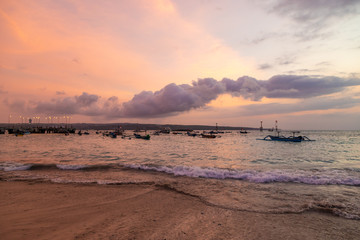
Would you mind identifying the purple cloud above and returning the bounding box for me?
[33,92,100,115]
[238,97,360,116]
[25,75,360,118]
[120,79,225,117]
[263,75,359,98]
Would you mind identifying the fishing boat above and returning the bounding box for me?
[201,133,216,138]
[113,126,124,135]
[134,133,150,140]
[14,130,30,136]
[239,128,248,134]
[159,127,171,134]
[187,131,197,137]
[259,131,314,142]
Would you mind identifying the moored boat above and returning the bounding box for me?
[259,131,314,142]
[240,128,248,134]
[187,131,197,137]
[134,133,150,140]
[201,133,216,138]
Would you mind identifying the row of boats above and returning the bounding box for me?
[2,126,77,136]
[100,129,314,142]
[2,126,314,142]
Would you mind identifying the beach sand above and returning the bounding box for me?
[1,181,359,240]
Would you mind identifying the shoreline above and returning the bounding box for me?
[1,180,359,240]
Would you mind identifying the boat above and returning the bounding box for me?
[210,123,224,134]
[15,132,24,137]
[187,131,197,137]
[172,132,182,135]
[201,133,216,138]
[14,130,30,136]
[259,131,314,142]
[113,126,124,135]
[134,133,150,140]
[109,132,117,138]
[240,128,248,134]
[159,127,171,134]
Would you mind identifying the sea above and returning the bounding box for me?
[1,130,359,220]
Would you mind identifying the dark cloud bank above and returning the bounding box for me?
[31,75,360,118]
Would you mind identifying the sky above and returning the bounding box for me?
[1,0,360,130]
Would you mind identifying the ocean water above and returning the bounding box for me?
[1,130,359,220]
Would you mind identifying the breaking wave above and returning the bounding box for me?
[1,162,360,186]
[124,164,360,186]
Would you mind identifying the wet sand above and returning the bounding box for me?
[1,181,359,240]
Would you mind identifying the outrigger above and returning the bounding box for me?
[258,131,314,142]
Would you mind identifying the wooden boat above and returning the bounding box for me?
[113,126,124,135]
[134,133,150,140]
[259,131,314,142]
[239,128,248,134]
[159,128,171,134]
[201,133,216,138]
[187,131,197,137]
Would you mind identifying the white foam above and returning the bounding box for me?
[0,163,32,171]
[124,164,360,186]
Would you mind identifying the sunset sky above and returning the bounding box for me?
[1,0,360,130]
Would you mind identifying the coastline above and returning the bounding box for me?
[1,180,359,240]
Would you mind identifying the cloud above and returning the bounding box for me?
[33,92,100,115]
[75,92,99,107]
[269,0,360,41]
[263,75,360,98]
[4,98,26,113]
[120,79,225,117]
[249,32,283,44]
[258,63,272,70]
[271,0,359,22]
[56,91,66,95]
[315,61,332,67]
[238,96,360,116]
[25,75,360,118]
[275,55,296,65]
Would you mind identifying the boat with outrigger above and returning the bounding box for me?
[134,133,150,140]
[258,131,314,142]
[257,120,314,142]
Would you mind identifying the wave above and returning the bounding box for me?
[0,163,33,171]
[124,164,360,186]
[0,162,116,171]
[1,162,360,186]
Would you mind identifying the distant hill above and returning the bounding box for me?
[0,122,259,131]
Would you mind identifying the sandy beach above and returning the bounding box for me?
[1,180,359,240]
